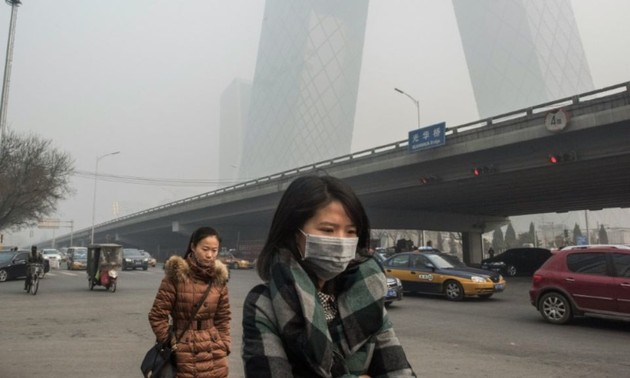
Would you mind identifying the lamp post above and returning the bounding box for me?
[90,151,120,244]
[0,0,22,147]
[395,87,423,244]
[394,87,420,129]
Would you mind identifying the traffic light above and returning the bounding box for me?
[472,166,495,176]
[548,151,577,164]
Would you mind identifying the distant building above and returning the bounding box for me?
[538,222,566,248]
[453,0,594,118]
[219,79,251,185]
[238,0,369,180]
[605,228,630,245]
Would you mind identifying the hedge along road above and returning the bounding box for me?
[1,266,629,377]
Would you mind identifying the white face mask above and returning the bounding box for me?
[299,229,359,282]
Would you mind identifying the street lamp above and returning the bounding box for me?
[90,151,120,244]
[394,87,420,129]
[0,0,22,147]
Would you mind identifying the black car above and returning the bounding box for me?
[0,250,50,282]
[481,247,552,277]
[122,248,149,271]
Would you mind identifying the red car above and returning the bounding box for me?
[529,245,630,324]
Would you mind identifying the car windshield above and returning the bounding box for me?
[0,252,15,263]
[74,252,87,261]
[424,254,457,269]
[124,249,143,257]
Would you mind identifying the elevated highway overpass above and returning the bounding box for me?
[47,82,630,263]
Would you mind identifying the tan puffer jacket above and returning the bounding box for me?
[148,255,231,378]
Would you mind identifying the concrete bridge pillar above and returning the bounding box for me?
[462,231,484,266]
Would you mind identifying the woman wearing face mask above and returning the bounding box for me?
[148,226,231,378]
[242,175,416,378]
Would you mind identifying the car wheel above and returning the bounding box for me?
[0,269,8,282]
[444,280,464,301]
[539,292,572,324]
[142,266,148,271]
[506,265,518,277]
[230,263,238,270]
[385,301,392,308]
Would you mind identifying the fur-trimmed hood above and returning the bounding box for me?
[164,255,229,286]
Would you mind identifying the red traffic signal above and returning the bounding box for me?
[548,151,577,164]
[472,166,494,176]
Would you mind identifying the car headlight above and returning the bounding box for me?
[470,275,487,283]
[124,258,132,262]
[143,258,148,262]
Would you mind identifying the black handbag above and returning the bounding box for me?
[142,283,213,378]
[141,338,176,378]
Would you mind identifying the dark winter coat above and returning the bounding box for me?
[241,249,416,377]
[149,255,231,378]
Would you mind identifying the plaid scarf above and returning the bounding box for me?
[269,249,386,377]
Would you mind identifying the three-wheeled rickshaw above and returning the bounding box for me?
[87,243,123,292]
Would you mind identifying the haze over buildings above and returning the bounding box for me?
[1,1,629,247]
[237,0,369,180]
[453,0,594,118]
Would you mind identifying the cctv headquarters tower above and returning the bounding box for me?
[224,0,594,182]
[453,0,594,118]
[238,0,369,180]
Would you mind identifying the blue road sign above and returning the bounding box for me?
[408,122,446,153]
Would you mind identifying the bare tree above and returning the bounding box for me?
[0,130,74,230]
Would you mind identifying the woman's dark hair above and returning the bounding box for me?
[183,226,222,259]
[256,175,371,281]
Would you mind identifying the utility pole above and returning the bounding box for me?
[584,210,590,244]
[0,0,22,147]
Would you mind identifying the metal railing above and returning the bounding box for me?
[87,81,629,232]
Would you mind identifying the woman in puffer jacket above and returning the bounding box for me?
[149,226,231,378]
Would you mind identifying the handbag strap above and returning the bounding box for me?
[173,282,213,343]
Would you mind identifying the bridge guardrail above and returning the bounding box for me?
[89,82,629,232]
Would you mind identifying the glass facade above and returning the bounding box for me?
[453,0,594,118]
[239,0,369,180]
[219,79,252,185]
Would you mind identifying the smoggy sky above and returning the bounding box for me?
[2,1,629,245]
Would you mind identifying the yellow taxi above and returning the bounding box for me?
[218,250,253,269]
[382,251,506,301]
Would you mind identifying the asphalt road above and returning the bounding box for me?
[1,265,629,377]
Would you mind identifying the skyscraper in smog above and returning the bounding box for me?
[453,0,594,118]
[219,79,252,185]
[238,0,369,180]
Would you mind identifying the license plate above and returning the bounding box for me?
[494,284,505,291]
[387,289,396,297]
